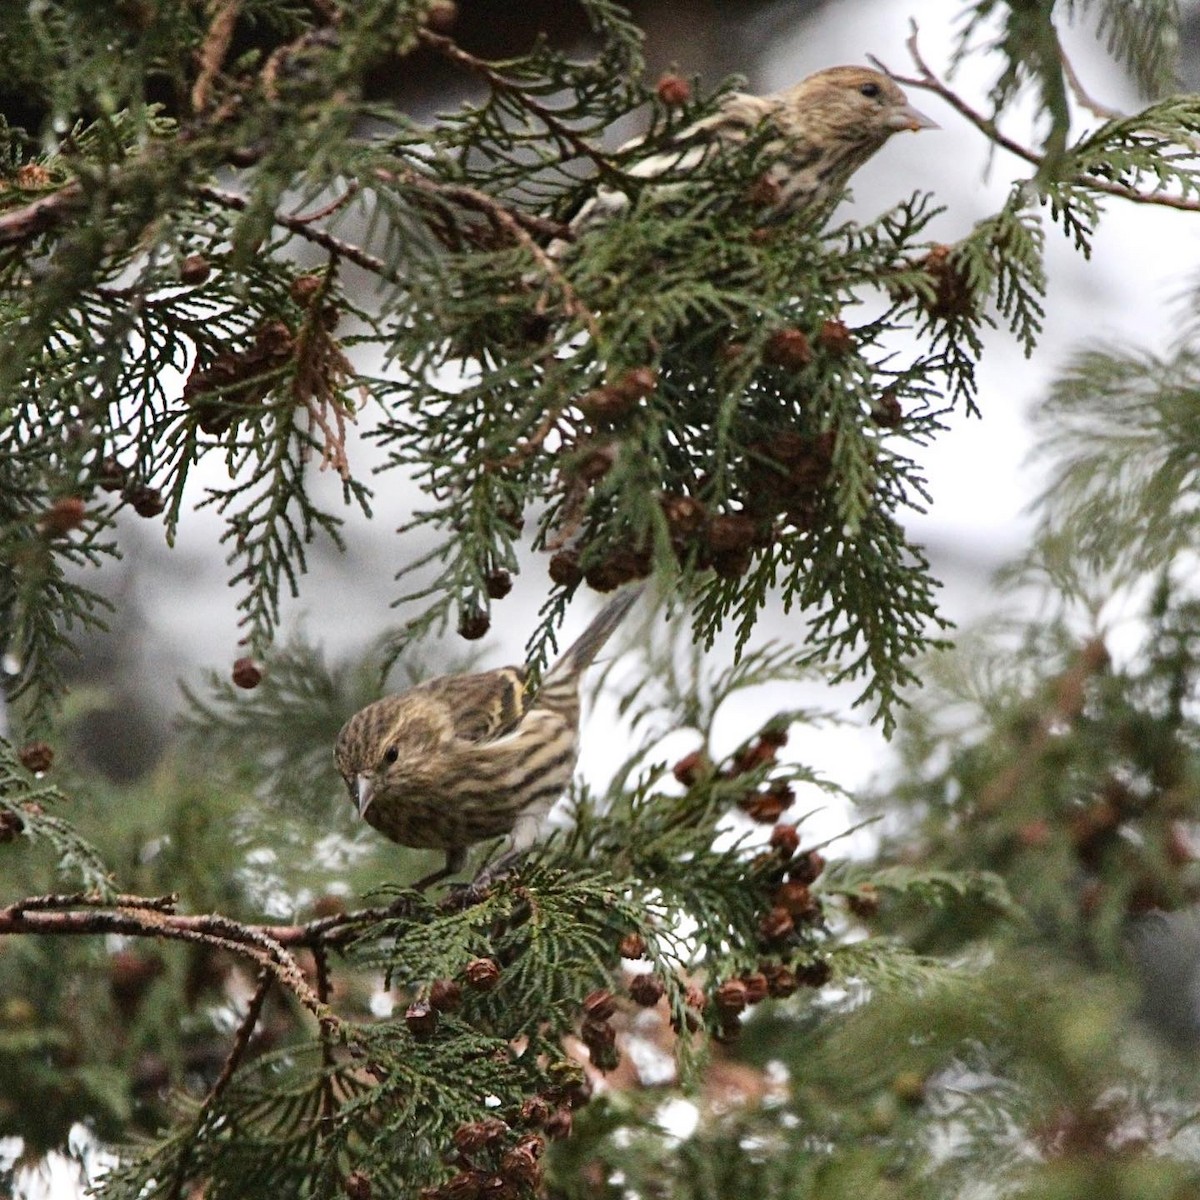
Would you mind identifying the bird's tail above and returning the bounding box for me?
[539,583,646,703]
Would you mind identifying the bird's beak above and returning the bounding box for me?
[354,774,374,819]
[889,102,939,133]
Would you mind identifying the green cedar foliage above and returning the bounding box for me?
[2,1,1200,1199]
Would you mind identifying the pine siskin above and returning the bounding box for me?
[554,66,936,252]
[334,584,644,888]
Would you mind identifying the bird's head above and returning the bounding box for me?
[334,694,452,819]
[783,66,938,149]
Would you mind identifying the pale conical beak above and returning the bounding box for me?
[355,774,374,819]
[888,102,939,133]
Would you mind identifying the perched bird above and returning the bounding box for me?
[335,585,644,889]
[553,66,937,253]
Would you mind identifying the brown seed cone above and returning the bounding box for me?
[673,748,710,786]
[767,966,798,998]
[618,932,647,959]
[872,390,904,428]
[18,742,53,773]
[578,386,636,424]
[656,73,692,105]
[758,905,795,943]
[518,1095,553,1127]
[499,1141,543,1187]
[705,513,757,554]
[405,1000,439,1038]
[763,328,813,371]
[847,884,880,919]
[458,610,490,641]
[430,978,463,1012]
[548,548,583,587]
[452,1117,508,1154]
[774,880,817,919]
[232,657,264,690]
[440,1172,483,1200]
[39,496,87,536]
[584,547,650,593]
[795,958,832,988]
[769,824,799,858]
[789,849,826,885]
[127,484,166,518]
[180,254,211,285]
[740,972,769,1005]
[463,958,501,991]
[713,978,748,1016]
[290,273,323,305]
[628,973,665,1007]
[0,810,25,842]
[484,570,513,600]
[543,1106,573,1140]
[816,318,855,355]
[661,492,706,538]
[95,456,129,493]
[580,1017,616,1055]
[582,989,617,1022]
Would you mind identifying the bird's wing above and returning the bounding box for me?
[411,667,528,744]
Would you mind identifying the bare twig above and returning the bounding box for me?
[1059,47,1124,122]
[210,968,273,1103]
[192,0,243,114]
[194,184,392,276]
[0,183,84,247]
[417,29,620,178]
[871,26,1200,215]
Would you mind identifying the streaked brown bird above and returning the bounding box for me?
[553,65,937,253]
[335,585,644,889]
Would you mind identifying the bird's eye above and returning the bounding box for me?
[383,745,399,765]
[859,82,882,99]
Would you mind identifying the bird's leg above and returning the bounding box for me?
[411,848,466,893]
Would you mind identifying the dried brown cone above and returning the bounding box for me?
[774,880,819,920]
[758,905,795,944]
[769,824,800,858]
[484,570,513,600]
[816,318,855,355]
[672,748,711,786]
[656,72,692,106]
[548,548,582,587]
[232,657,264,690]
[628,973,665,1007]
[846,883,880,919]
[794,958,832,988]
[740,972,769,1005]
[0,810,25,843]
[661,492,706,539]
[499,1136,544,1187]
[518,1095,553,1128]
[458,610,491,641]
[578,386,636,424]
[618,932,647,959]
[439,1172,483,1200]
[429,978,463,1013]
[452,1117,509,1155]
[763,327,813,371]
[766,965,798,998]
[789,849,826,885]
[39,496,87,536]
[543,1106,573,1140]
[463,958,501,991]
[582,989,617,1022]
[126,484,166,518]
[872,390,904,428]
[917,244,974,320]
[713,978,748,1017]
[705,512,758,555]
[180,254,212,285]
[405,1000,439,1039]
[18,742,53,774]
[95,456,129,493]
[584,546,650,592]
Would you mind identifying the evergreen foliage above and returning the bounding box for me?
[3,1,1200,1198]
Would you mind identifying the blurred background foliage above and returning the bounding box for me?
[3,1,1200,1198]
